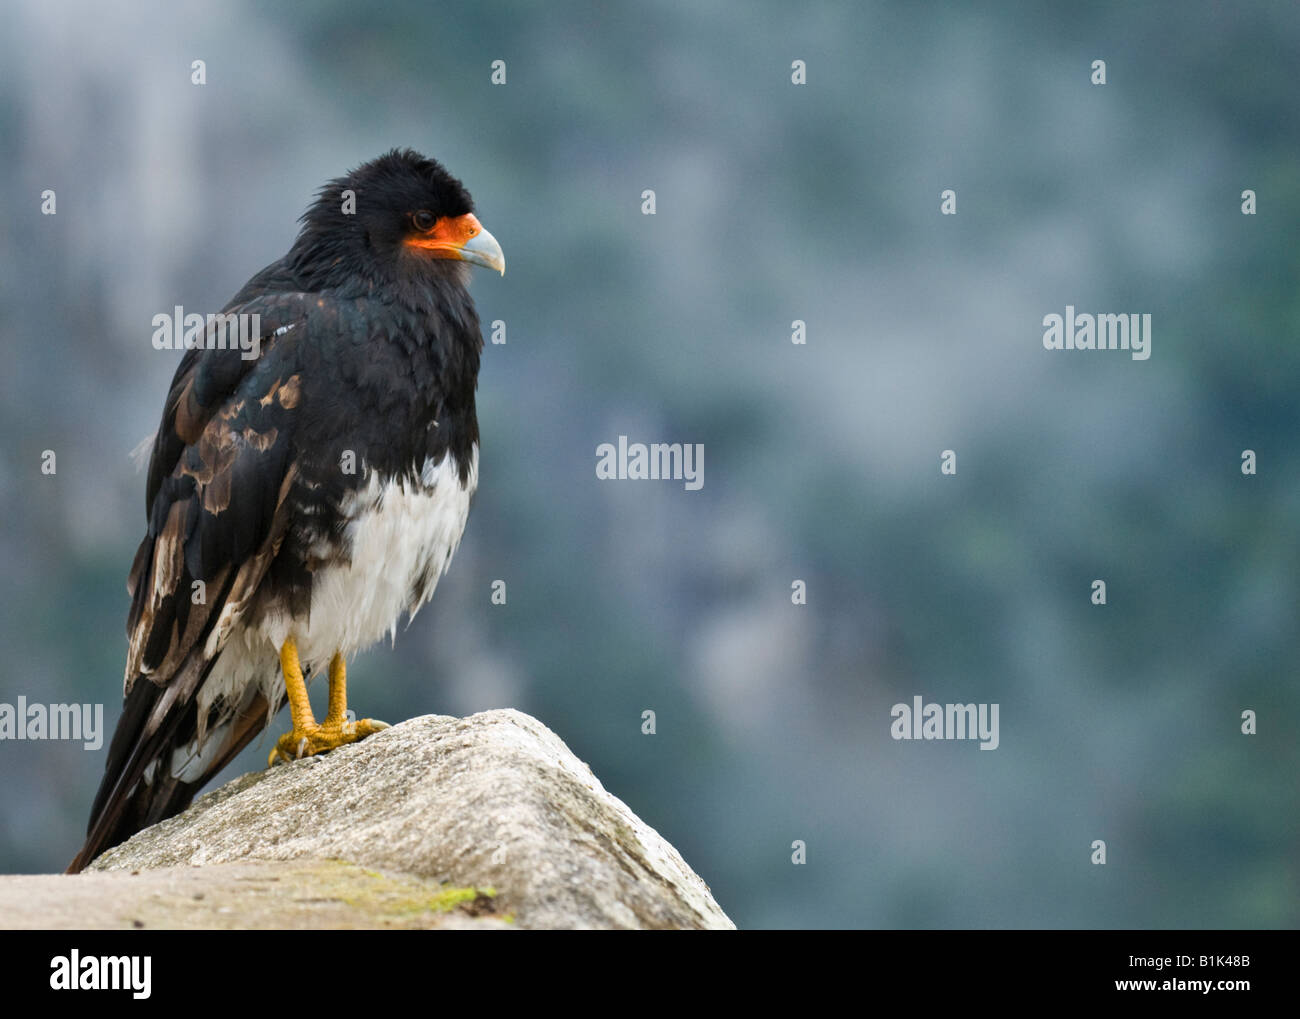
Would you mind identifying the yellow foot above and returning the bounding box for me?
[268,718,390,766]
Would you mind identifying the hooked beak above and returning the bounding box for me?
[406,213,505,276]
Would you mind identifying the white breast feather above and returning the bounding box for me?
[294,444,479,665]
[193,444,478,736]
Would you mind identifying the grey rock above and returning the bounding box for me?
[86,709,734,930]
[0,860,513,929]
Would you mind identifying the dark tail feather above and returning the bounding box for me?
[67,680,276,874]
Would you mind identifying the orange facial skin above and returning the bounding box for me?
[406,212,485,255]
[403,212,504,275]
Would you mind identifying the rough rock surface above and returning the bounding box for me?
[0,860,512,929]
[61,709,732,929]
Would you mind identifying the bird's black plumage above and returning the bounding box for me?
[69,150,503,872]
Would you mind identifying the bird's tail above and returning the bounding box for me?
[67,677,274,874]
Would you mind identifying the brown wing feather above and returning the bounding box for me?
[70,297,310,873]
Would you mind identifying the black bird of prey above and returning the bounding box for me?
[68,150,504,873]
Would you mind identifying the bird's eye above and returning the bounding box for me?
[412,210,437,232]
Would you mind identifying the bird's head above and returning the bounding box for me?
[290,148,505,291]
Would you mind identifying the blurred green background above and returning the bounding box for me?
[0,0,1296,928]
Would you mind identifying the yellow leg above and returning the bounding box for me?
[323,652,348,729]
[268,640,389,766]
[281,635,314,730]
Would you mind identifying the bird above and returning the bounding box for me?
[67,149,504,873]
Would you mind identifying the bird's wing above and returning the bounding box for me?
[72,293,313,871]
